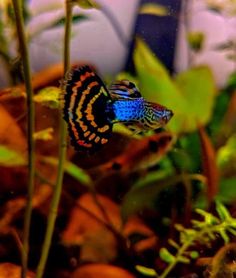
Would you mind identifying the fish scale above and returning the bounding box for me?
[111,98,145,122]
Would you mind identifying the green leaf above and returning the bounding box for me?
[134,39,216,133]
[121,173,205,221]
[34,128,54,141]
[41,156,92,186]
[121,175,178,221]
[177,255,190,264]
[34,86,60,109]
[168,239,180,249]
[174,66,216,131]
[179,229,196,243]
[0,145,26,166]
[215,178,236,204]
[134,38,187,133]
[219,229,229,243]
[217,134,236,173]
[159,248,175,263]
[215,201,231,221]
[227,227,236,236]
[135,265,158,277]
[74,0,101,9]
[52,14,88,28]
[65,160,92,186]
[190,251,199,259]
[195,209,219,225]
[139,3,169,16]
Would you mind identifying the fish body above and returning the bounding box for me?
[61,66,173,152]
[109,98,173,130]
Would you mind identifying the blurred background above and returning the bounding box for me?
[1,0,236,88]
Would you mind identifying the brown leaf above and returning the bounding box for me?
[216,91,236,147]
[61,194,159,263]
[0,105,27,194]
[0,105,26,152]
[123,216,158,253]
[90,132,174,178]
[62,193,122,262]
[0,263,34,278]
[0,62,92,101]
[198,125,219,204]
[71,263,135,278]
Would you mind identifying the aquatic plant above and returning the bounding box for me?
[136,201,236,278]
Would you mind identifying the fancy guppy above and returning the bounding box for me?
[61,66,173,151]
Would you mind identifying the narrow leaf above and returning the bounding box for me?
[177,255,190,264]
[41,156,92,186]
[198,125,219,204]
[159,248,175,263]
[52,14,88,28]
[0,145,26,166]
[215,201,231,221]
[135,265,158,277]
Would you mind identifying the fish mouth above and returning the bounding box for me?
[163,109,174,124]
[168,110,174,120]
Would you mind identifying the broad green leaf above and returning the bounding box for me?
[159,248,175,263]
[134,38,216,133]
[34,128,54,141]
[0,145,26,166]
[134,38,189,133]
[139,3,169,16]
[121,174,206,220]
[175,66,216,131]
[135,265,158,277]
[217,134,236,172]
[121,175,180,221]
[34,86,60,108]
[216,178,236,204]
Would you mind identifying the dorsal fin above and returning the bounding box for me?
[109,80,142,99]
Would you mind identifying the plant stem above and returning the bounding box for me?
[159,220,233,278]
[35,1,72,278]
[159,241,190,278]
[11,1,35,278]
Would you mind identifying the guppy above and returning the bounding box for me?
[61,65,173,151]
